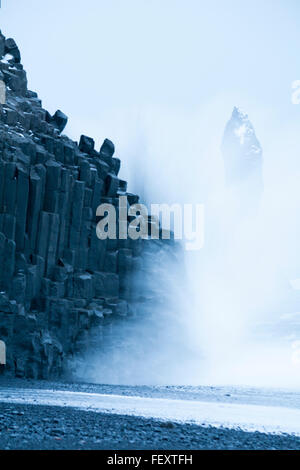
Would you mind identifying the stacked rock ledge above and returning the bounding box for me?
[0,31,180,379]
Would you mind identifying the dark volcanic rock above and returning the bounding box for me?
[100,138,115,157]
[79,135,94,154]
[52,110,68,134]
[0,31,177,380]
[4,38,21,63]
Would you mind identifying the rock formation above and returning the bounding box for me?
[0,31,179,379]
[222,107,263,212]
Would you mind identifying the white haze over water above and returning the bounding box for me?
[3,0,300,387]
[73,104,300,388]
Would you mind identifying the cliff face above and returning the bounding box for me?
[0,31,178,379]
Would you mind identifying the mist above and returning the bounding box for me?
[71,102,300,389]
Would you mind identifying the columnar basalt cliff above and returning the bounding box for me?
[0,32,180,379]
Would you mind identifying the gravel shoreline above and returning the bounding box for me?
[1,402,300,450]
[2,378,300,450]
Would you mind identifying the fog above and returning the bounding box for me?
[3,0,300,387]
[72,105,300,388]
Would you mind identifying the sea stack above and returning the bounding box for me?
[222,107,263,213]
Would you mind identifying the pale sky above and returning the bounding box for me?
[1,0,300,202]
